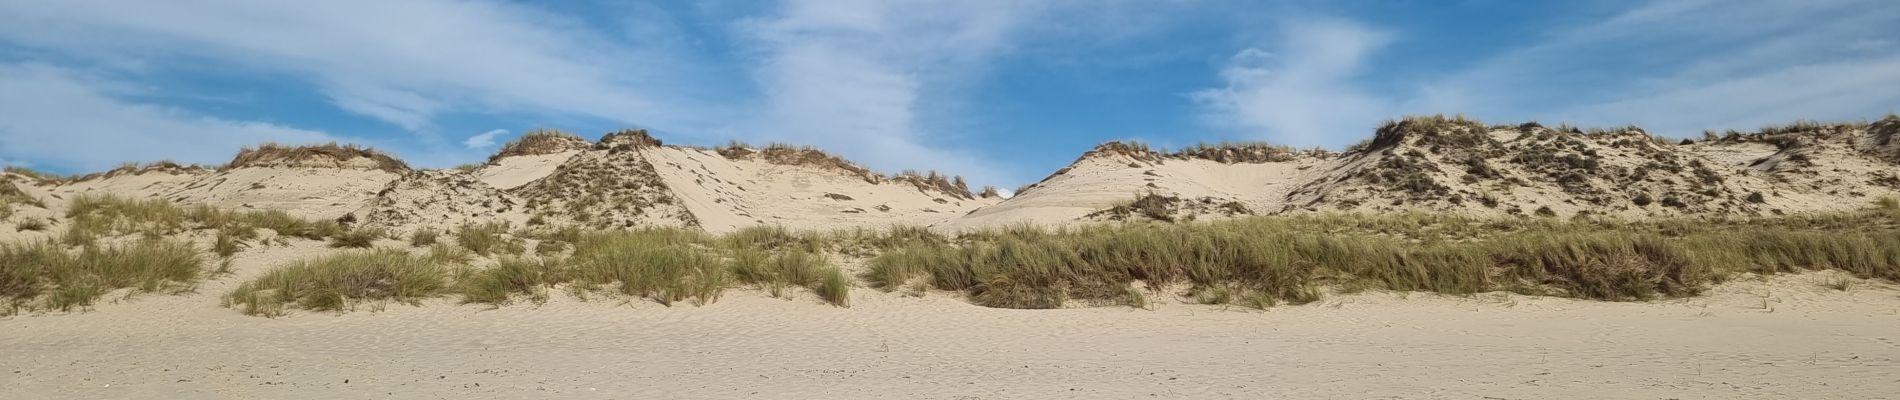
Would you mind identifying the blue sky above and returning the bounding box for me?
[2,1,1896,188]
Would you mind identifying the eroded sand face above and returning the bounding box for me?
[3,248,1895,400]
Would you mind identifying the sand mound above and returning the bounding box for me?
[476,151,581,191]
[717,143,882,184]
[940,141,1330,231]
[227,143,409,172]
[159,167,402,221]
[511,131,697,228]
[487,129,592,163]
[46,163,210,202]
[25,116,1900,234]
[945,115,1900,231]
[648,145,997,233]
[358,170,528,232]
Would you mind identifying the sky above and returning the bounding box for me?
[2,0,1897,188]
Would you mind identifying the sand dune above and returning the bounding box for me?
[6,116,1900,399]
[949,116,1900,231]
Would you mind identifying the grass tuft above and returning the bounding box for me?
[457,256,566,305]
[455,222,524,256]
[2,239,203,314]
[329,228,385,248]
[224,250,452,317]
[566,230,728,306]
[409,228,439,247]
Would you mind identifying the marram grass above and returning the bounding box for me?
[2,239,203,315]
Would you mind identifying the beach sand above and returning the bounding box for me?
[5,254,1895,399]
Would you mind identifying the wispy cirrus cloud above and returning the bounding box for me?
[463,129,511,150]
[1417,0,1900,135]
[733,0,1048,185]
[1191,18,1394,147]
[1196,0,1900,145]
[0,0,717,136]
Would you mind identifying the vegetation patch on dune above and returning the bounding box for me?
[227,142,410,172]
[2,239,203,315]
[489,129,591,162]
[1,179,41,220]
[871,203,1900,309]
[224,250,453,317]
[62,195,346,246]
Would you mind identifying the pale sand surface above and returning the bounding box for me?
[4,260,1896,399]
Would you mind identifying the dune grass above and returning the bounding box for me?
[329,228,386,248]
[566,229,728,306]
[456,256,565,305]
[866,208,1900,309]
[1,180,40,220]
[408,228,439,247]
[215,200,1900,315]
[57,195,344,250]
[455,222,525,256]
[729,248,850,306]
[1,239,203,315]
[224,249,453,317]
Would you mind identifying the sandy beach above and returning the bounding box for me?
[5,265,1896,399]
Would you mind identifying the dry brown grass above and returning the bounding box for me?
[75,160,210,181]
[489,129,591,162]
[227,142,409,172]
[719,142,884,184]
[891,170,974,199]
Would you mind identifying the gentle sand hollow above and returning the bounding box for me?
[3,241,1896,399]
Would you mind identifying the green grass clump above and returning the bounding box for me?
[1,180,41,220]
[213,230,241,257]
[1,239,203,314]
[329,228,385,248]
[14,219,47,231]
[409,228,439,247]
[815,268,850,307]
[728,249,850,306]
[455,222,525,256]
[866,208,1900,309]
[224,250,453,317]
[64,195,188,241]
[568,232,728,306]
[457,257,566,305]
[534,240,570,256]
[722,225,823,252]
[53,196,344,247]
[861,244,951,290]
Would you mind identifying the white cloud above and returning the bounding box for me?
[1557,57,1900,135]
[0,0,716,135]
[1419,0,1900,135]
[733,0,1042,185]
[0,63,339,172]
[1191,18,1393,147]
[464,129,510,149]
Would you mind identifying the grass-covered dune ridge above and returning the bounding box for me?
[868,203,1900,308]
[11,193,1900,316]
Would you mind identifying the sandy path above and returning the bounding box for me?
[3,270,1898,399]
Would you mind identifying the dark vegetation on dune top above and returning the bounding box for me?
[227,142,411,172]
